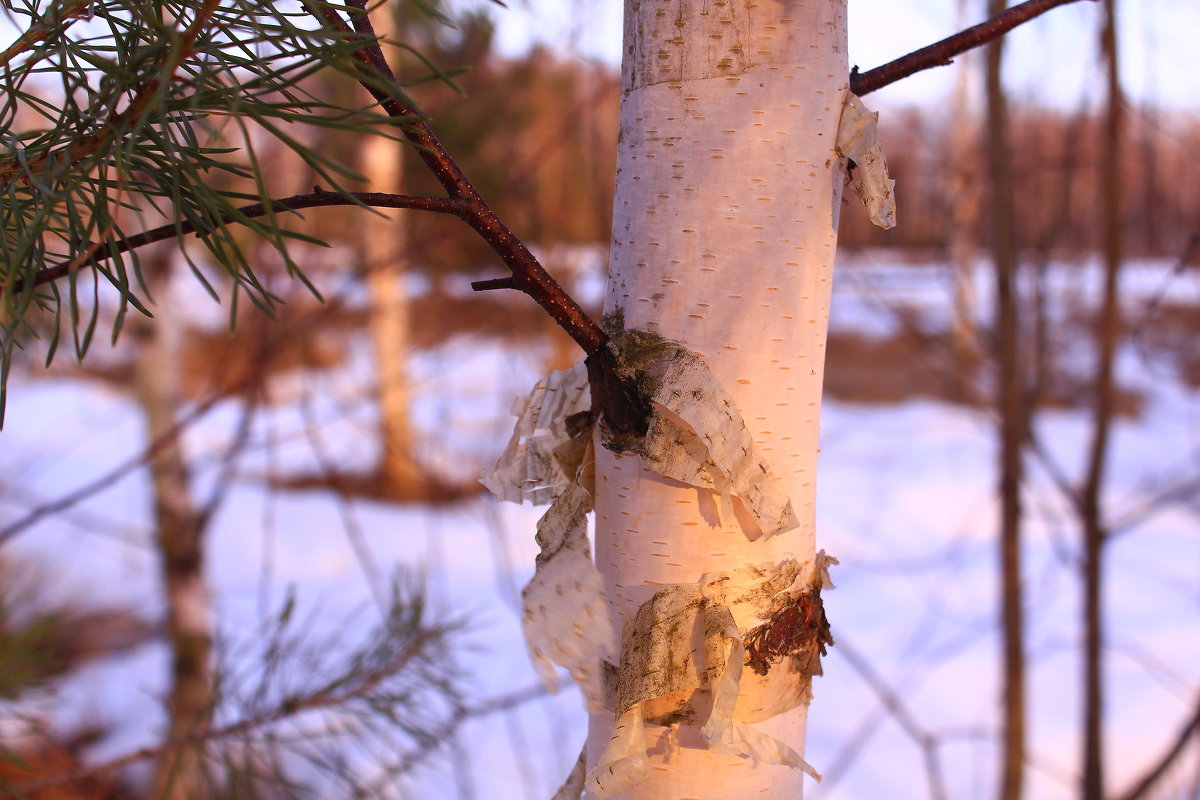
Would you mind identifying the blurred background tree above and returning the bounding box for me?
[0,0,1196,798]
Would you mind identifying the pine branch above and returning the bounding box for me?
[0,588,454,798]
[0,0,221,185]
[0,0,477,405]
[0,0,93,71]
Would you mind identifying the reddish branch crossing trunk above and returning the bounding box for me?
[587,1,849,797]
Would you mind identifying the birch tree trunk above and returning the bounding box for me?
[363,197,422,495]
[133,249,214,800]
[588,2,848,796]
[947,0,981,388]
[364,2,422,497]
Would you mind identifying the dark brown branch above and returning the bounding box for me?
[9,191,466,295]
[0,0,93,72]
[851,0,1096,97]
[1114,692,1200,800]
[471,277,516,292]
[308,1,607,357]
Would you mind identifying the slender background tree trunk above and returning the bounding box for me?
[1082,1,1123,797]
[588,2,848,796]
[984,3,1027,799]
[365,2,423,497]
[947,0,981,393]
[134,249,214,800]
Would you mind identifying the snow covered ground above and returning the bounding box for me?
[1,252,1197,799]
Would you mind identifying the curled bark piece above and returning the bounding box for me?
[745,550,837,677]
[614,582,708,721]
[709,722,821,782]
[836,93,897,229]
[744,589,832,677]
[611,330,800,539]
[482,360,592,504]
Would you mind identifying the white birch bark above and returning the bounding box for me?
[587,2,848,797]
[365,4,422,494]
[947,0,981,370]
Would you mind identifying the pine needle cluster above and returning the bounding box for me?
[0,0,453,417]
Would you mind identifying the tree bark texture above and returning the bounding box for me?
[588,2,848,797]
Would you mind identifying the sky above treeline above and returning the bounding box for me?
[486,0,1200,111]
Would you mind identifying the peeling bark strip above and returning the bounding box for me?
[551,746,588,800]
[604,328,800,540]
[495,331,801,539]
[521,479,616,713]
[586,557,831,798]
[480,362,615,711]
[483,353,840,796]
[836,94,897,230]
[481,361,592,505]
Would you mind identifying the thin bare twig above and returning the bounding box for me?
[1115,693,1200,800]
[1129,231,1200,339]
[852,0,1096,97]
[197,383,261,528]
[834,637,950,800]
[1110,471,1200,537]
[295,375,388,610]
[0,292,357,547]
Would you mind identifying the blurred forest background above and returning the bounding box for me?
[0,1,1198,799]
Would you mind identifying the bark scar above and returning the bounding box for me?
[743,587,833,677]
